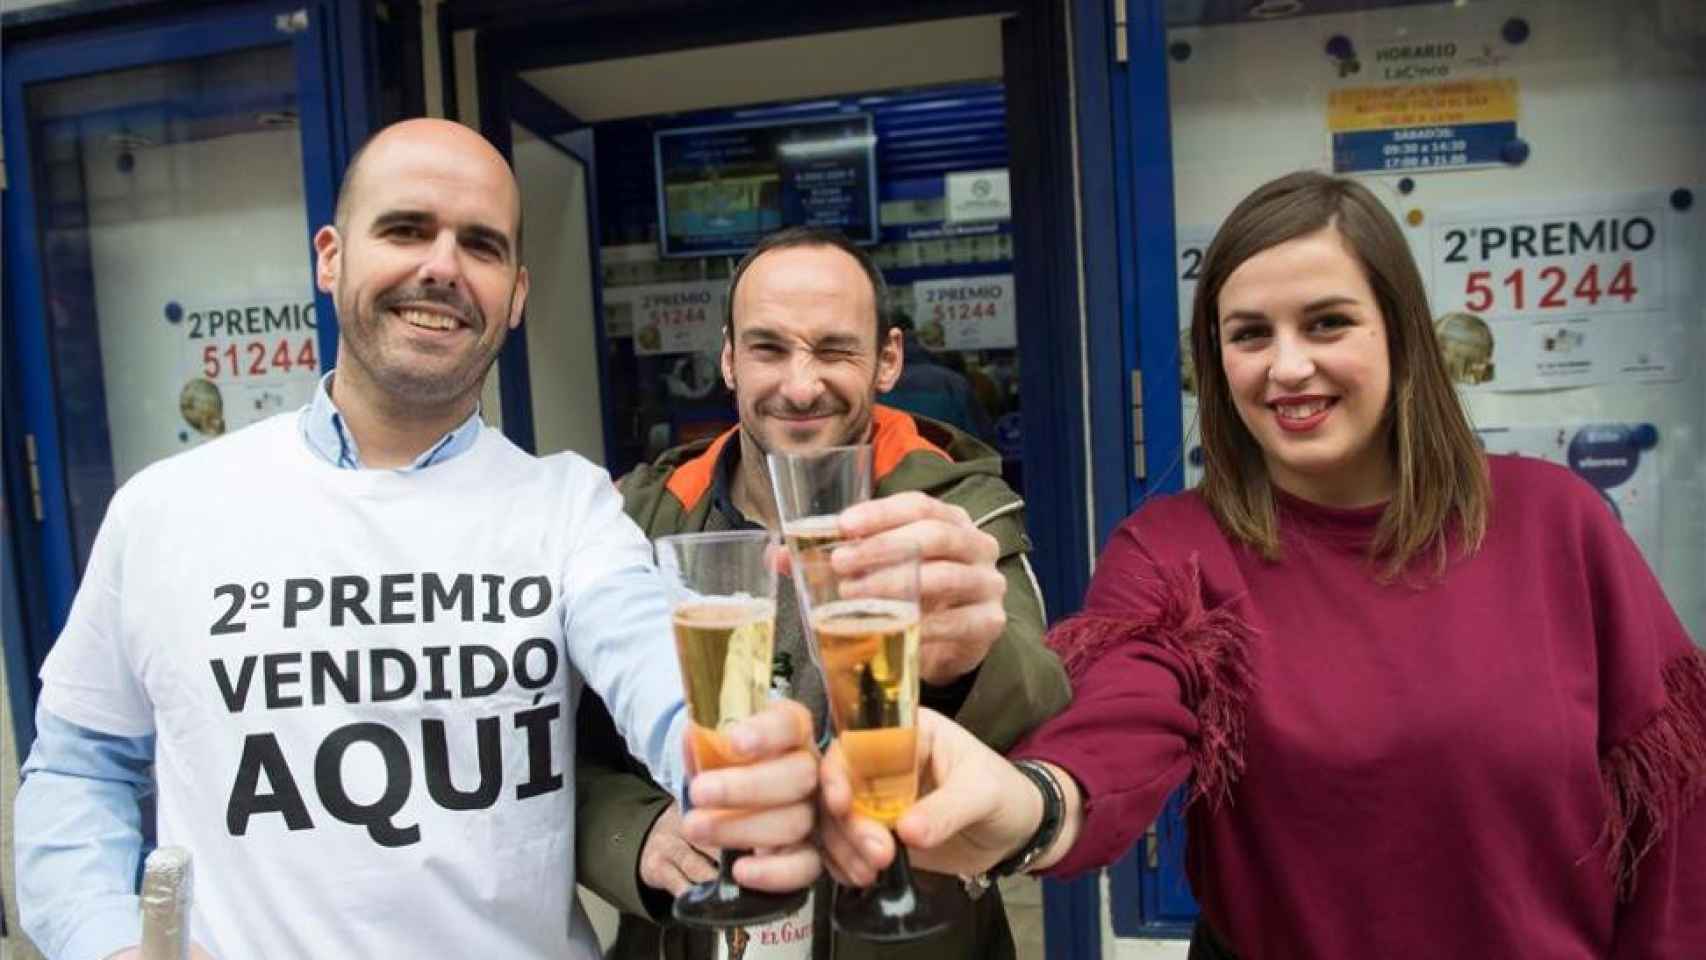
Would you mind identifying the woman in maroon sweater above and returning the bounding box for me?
[819,172,1704,957]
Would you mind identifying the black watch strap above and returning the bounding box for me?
[964,760,1065,899]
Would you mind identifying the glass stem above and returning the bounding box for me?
[716,848,748,898]
[878,832,920,906]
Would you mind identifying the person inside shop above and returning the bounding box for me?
[880,312,995,441]
[577,224,1071,960]
[15,118,822,960]
[817,171,1706,957]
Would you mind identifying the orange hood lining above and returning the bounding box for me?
[663,405,950,514]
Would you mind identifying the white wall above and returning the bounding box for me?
[512,125,606,463]
[1167,0,1706,636]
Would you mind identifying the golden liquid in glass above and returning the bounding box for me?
[785,515,845,596]
[812,598,920,825]
[673,599,775,772]
[838,727,919,826]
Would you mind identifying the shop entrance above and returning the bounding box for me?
[442,3,1106,956]
[455,9,1063,501]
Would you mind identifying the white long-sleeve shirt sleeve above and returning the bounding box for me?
[557,469,687,797]
[20,477,156,960]
[16,710,154,960]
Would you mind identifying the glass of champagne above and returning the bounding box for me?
[796,541,952,942]
[656,530,808,928]
[768,445,873,659]
[767,444,873,565]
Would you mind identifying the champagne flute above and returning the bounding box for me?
[767,444,873,565]
[767,445,873,670]
[656,530,808,928]
[795,541,952,942]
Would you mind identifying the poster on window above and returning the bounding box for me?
[1422,190,1693,392]
[1325,21,1525,176]
[1329,78,1519,174]
[606,281,727,356]
[172,296,321,444]
[912,275,1016,350]
[1476,423,1663,567]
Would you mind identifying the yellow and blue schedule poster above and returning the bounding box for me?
[1328,78,1518,174]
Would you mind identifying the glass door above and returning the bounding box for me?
[3,3,347,737]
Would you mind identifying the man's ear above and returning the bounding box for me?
[874,326,904,392]
[313,226,341,295]
[721,329,737,390]
[507,266,531,330]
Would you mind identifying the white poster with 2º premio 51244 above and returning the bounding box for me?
[1422,189,1696,392]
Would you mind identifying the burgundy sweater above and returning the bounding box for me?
[1013,455,1704,957]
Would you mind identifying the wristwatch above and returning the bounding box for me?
[962,759,1065,900]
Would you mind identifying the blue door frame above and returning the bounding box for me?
[1027,0,1198,943]
[1108,0,1198,939]
[1120,1,1188,505]
[1,0,361,751]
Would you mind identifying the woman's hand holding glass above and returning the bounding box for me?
[818,708,1083,886]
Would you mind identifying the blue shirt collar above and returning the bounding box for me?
[299,371,482,471]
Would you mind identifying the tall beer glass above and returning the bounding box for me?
[656,530,807,928]
[796,542,950,942]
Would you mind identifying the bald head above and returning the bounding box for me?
[334,119,523,254]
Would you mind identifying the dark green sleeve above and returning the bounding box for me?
[574,694,674,920]
[949,513,1071,750]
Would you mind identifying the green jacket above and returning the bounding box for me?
[576,407,1071,960]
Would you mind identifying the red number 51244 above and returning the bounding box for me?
[202,338,319,380]
[1462,262,1637,314]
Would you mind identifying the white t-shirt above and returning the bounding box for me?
[40,413,687,959]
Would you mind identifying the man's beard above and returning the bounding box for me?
[340,277,513,407]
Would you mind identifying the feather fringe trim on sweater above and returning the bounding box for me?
[1599,646,1706,900]
[1046,555,1258,809]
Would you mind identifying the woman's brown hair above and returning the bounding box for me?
[1190,170,1488,577]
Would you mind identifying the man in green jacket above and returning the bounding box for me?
[576,225,1070,960]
